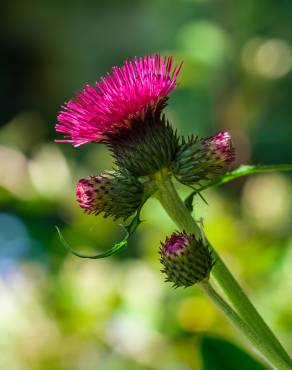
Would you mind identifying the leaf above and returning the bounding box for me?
[184,190,208,212]
[185,164,292,212]
[201,336,267,370]
[185,191,195,212]
[56,205,143,259]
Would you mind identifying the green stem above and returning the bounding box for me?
[212,253,292,366]
[185,165,292,210]
[201,281,290,369]
[155,173,292,369]
[194,164,292,194]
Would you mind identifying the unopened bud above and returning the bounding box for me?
[160,231,214,288]
[173,132,235,186]
[76,171,144,220]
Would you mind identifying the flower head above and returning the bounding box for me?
[160,231,214,287]
[76,171,144,220]
[56,55,182,146]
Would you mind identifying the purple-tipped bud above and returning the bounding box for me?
[172,131,236,186]
[160,232,214,288]
[76,176,104,212]
[202,131,235,165]
[76,171,144,220]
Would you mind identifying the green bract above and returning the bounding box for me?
[109,106,179,177]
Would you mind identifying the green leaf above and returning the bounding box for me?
[56,204,143,259]
[184,190,209,212]
[185,164,292,211]
[185,191,195,212]
[201,336,267,370]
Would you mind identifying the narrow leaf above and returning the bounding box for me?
[185,164,292,211]
[185,192,195,212]
[56,203,143,259]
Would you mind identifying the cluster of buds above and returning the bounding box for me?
[55,54,236,287]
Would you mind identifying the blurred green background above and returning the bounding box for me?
[1,1,292,369]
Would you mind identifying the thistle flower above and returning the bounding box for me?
[76,171,144,220]
[56,55,182,147]
[160,231,214,287]
[172,131,235,186]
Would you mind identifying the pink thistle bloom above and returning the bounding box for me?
[202,131,236,165]
[56,55,182,146]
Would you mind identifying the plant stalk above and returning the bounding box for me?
[155,173,292,369]
[200,281,290,369]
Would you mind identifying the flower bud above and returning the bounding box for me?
[172,132,235,186]
[160,232,214,287]
[76,171,144,220]
[203,132,235,164]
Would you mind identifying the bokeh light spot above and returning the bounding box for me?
[178,296,216,332]
[176,20,230,67]
[242,173,291,232]
[242,38,292,78]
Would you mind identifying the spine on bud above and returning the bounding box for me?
[160,231,214,288]
[76,171,144,220]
